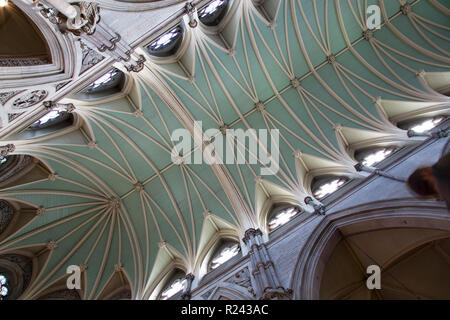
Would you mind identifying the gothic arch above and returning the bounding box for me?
[290,198,450,299]
[198,235,241,281]
[32,272,84,300]
[97,268,133,300]
[0,155,50,189]
[195,213,240,280]
[255,178,303,233]
[0,252,33,299]
[143,242,188,300]
[0,199,41,244]
[0,0,76,90]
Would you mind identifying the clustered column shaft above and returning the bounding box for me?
[242,228,292,300]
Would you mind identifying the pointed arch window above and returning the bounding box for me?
[400,115,445,134]
[209,241,240,270]
[159,269,186,300]
[198,0,229,26]
[146,25,184,57]
[312,176,349,200]
[75,68,125,100]
[29,110,73,131]
[81,68,122,94]
[356,147,396,167]
[0,274,8,299]
[268,205,302,231]
[0,254,32,300]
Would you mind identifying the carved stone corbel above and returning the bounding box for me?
[185,2,198,28]
[43,101,75,113]
[0,144,15,157]
[304,196,326,215]
[354,163,407,182]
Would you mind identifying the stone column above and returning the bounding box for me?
[242,228,292,300]
[181,273,194,300]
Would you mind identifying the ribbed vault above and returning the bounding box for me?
[0,0,448,299]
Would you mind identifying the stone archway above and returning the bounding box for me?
[290,199,450,299]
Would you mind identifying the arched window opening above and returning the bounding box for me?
[356,147,396,167]
[312,176,349,200]
[0,254,32,300]
[29,110,73,131]
[198,0,229,26]
[81,68,123,94]
[268,205,301,231]
[399,115,446,134]
[209,241,240,270]
[73,68,125,101]
[146,25,184,57]
[0,274,8,300]
[159,269,186,300]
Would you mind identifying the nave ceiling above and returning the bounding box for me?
[0,0,449,299]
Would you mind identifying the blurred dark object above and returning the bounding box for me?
[407,140,450,211]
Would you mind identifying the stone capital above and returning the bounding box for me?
[242,228,262,244]
[261,287,293,300]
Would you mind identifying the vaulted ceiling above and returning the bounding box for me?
[0,0,449,299]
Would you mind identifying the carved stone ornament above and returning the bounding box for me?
[261,287,293,300]
[12,90,48,109]
[0,91,25,105]
[39,2,100,36]
[0,58,49,67]
[74,2,101,35]
[80,42,104,74]
[0,144,15,157]
[225,267,256,297]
